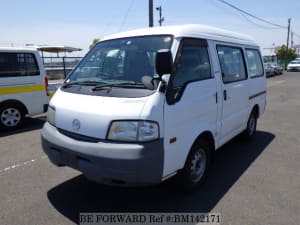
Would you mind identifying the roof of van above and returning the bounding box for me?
[0,47,38,52]
[102,24,258,47]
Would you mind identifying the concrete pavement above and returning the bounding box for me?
[0,72,299,225]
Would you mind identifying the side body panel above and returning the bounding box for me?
[162,39,266,177]
[211,41,266,148]
[162,38,219,177]
[212,41,250,146]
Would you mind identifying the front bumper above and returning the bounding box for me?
[41,122,164,186]
[266,71,274,77]
[287,67,300,72]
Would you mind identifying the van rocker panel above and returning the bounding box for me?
[41,122,164,186]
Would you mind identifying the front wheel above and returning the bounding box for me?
[0,104,25,130]
[176,139,211,192]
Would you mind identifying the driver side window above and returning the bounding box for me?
[167,43,212,103]
[173,45,211,89]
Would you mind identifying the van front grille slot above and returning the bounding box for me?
[57,128,102,143]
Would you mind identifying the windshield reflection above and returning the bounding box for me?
[67,35,173,85]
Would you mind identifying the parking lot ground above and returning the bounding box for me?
[0,72,300,225]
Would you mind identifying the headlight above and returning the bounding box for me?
[107,121,159,142]
[47,105,56,126]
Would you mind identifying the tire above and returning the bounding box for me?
[0,103,25,130]
[242,111,257,139]
[176,139,211,193]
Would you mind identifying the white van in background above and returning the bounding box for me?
[0,48,49,130]
[42,24,266,192]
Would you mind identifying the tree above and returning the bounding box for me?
[275,45,297,60]
[89,38,100,49]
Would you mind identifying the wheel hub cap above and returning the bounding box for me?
[1,108,21,127]
[190,149,206,183]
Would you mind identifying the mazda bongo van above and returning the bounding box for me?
[42,24,266,191]
[0,48,49,130]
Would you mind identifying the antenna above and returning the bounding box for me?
[156,6,164,26]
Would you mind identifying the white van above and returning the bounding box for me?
[42,25,266,191]
[0,48,49,130]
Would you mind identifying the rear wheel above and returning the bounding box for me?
[243,111,257,139]
[0,104,25,130]
[177,139,211,192]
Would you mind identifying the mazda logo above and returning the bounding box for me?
[72,119,80,130]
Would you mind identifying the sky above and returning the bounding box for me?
[0,0,299,56]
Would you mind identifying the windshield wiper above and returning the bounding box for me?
[92,82,145,91]
[62,81,108,88]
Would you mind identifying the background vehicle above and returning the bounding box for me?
[287,60,300,72]
[271,63,283,75]
[264,63,276,77]
[42,25,266,192]
[0,48,49,130]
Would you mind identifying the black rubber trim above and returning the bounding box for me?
[249,90,267,100]
[43,104,48,113]
[60,85,156,98]
[57,128,102,143]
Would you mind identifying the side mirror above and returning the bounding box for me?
[156,49,173,77]
[141,76,158,90]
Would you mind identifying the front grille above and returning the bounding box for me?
[58,128,102,143]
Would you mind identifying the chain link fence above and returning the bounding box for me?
[43,57,82,80]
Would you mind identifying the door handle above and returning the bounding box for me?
[223,90,227,101]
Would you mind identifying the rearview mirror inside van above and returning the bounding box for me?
[156,49,173,76]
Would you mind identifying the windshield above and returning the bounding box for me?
[67,35,173,85]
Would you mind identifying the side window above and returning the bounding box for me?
[245,49,264,78]
[172,45,212,88]
[217,46,247,83]
[0,53,39,77]
[17,53,40,76]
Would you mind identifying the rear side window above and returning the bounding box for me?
[217,46,247,83]
[245,49,264,78]
[0,53,40,77]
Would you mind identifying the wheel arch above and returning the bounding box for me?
[0,99,28,115]
[252,104,259,118]
[187,130,216,164]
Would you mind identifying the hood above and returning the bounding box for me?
[50,89,149,139]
